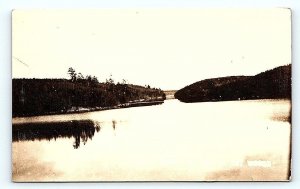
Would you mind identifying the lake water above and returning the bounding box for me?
[12,99,291,181]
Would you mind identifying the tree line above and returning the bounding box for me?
[175,64,291,102]
[12,68,166,117]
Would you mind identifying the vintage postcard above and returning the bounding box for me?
[12,9,291,181]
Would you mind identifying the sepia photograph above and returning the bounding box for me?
[12,8,291,182]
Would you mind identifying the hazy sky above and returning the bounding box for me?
[12,9,291,90]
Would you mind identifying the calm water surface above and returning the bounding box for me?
[12,99,291,181]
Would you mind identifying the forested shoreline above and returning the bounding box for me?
[13,68,166,117]
[175,64,291,103]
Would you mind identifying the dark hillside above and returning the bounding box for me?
[175,76,250,102]
[12,79,165,117]
[175,64,291,102]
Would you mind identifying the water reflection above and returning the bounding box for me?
[112,120,116,130]
[12,99,291,181]
[12,120,101,149]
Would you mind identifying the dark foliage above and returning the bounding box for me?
[12,78,166,117]
[175,64,291,102]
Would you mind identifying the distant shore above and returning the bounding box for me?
[13,78,166,117]
[175,64,291,103]
[12,100,164,118]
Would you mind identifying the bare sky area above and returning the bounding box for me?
[12,9,291,90]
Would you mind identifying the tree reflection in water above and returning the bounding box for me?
[12,120,101,149]
[112,120,116,130]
